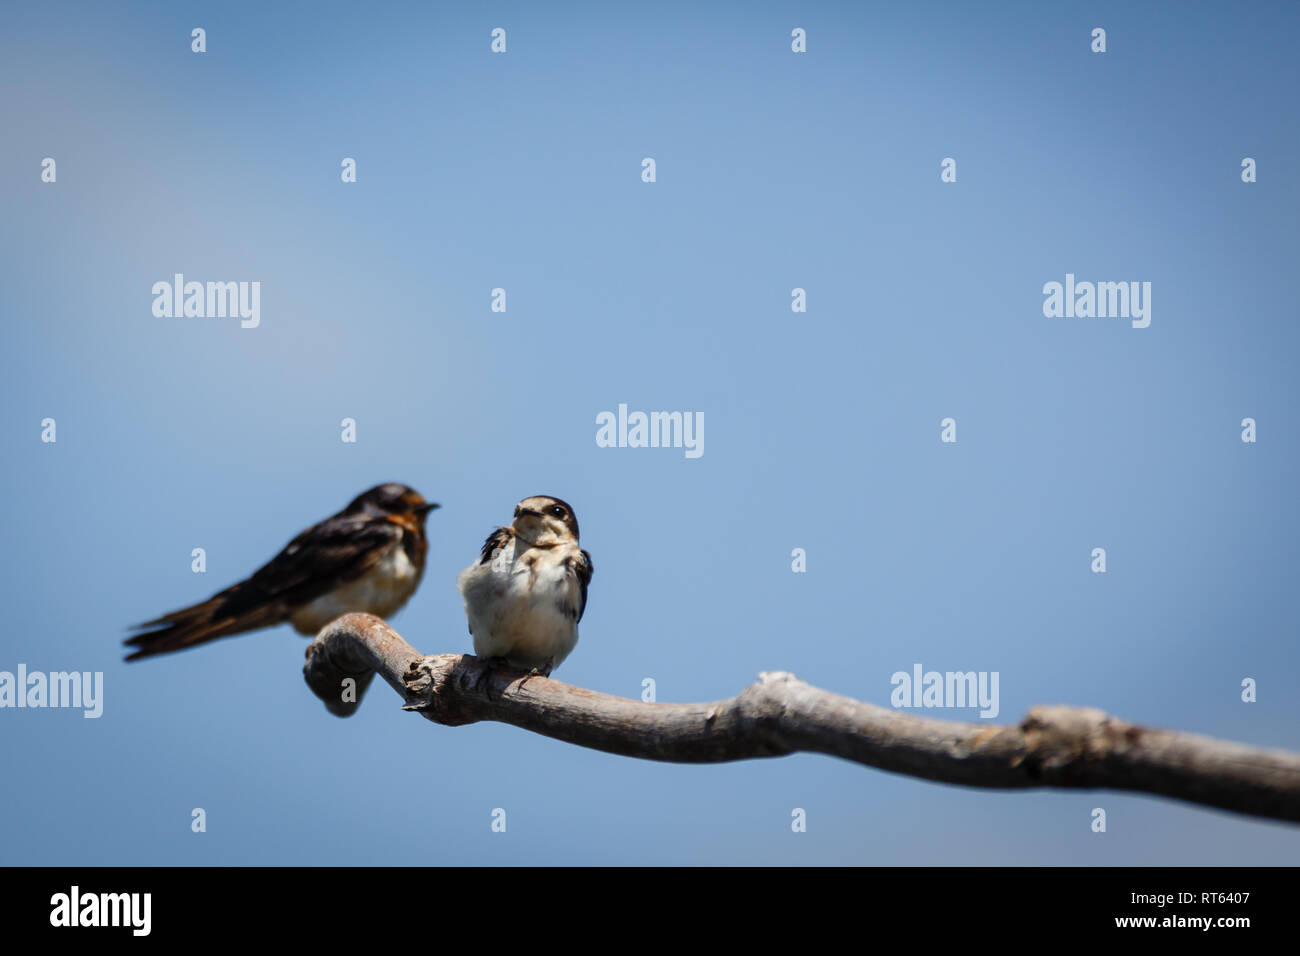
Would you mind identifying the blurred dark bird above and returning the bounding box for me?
[125,483,438,661]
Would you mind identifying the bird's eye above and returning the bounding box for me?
[551,506,566,517]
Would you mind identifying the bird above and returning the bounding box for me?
[456,495,593,676]
[125,483,438,661]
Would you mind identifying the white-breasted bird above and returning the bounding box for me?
[456,495,593,676]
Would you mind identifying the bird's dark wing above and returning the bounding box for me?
[242,514,403,609]
[477,527,514,565]
[561,549,594,623]
[125,515,402,660]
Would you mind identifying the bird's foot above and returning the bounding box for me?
[477,655,510,692]
[518,658,555,688]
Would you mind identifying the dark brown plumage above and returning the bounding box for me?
[125,483,437,661]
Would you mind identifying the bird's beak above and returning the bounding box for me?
[517,507,541,519]
[414,502,440,515]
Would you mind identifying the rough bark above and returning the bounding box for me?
[303,612,1300,824]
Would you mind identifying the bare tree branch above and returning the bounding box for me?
[303,612,1300,824]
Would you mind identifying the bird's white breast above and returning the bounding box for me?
[290,545,422,634]
[457,541,582,671]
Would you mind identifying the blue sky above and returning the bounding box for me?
[1,1,1297,864]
